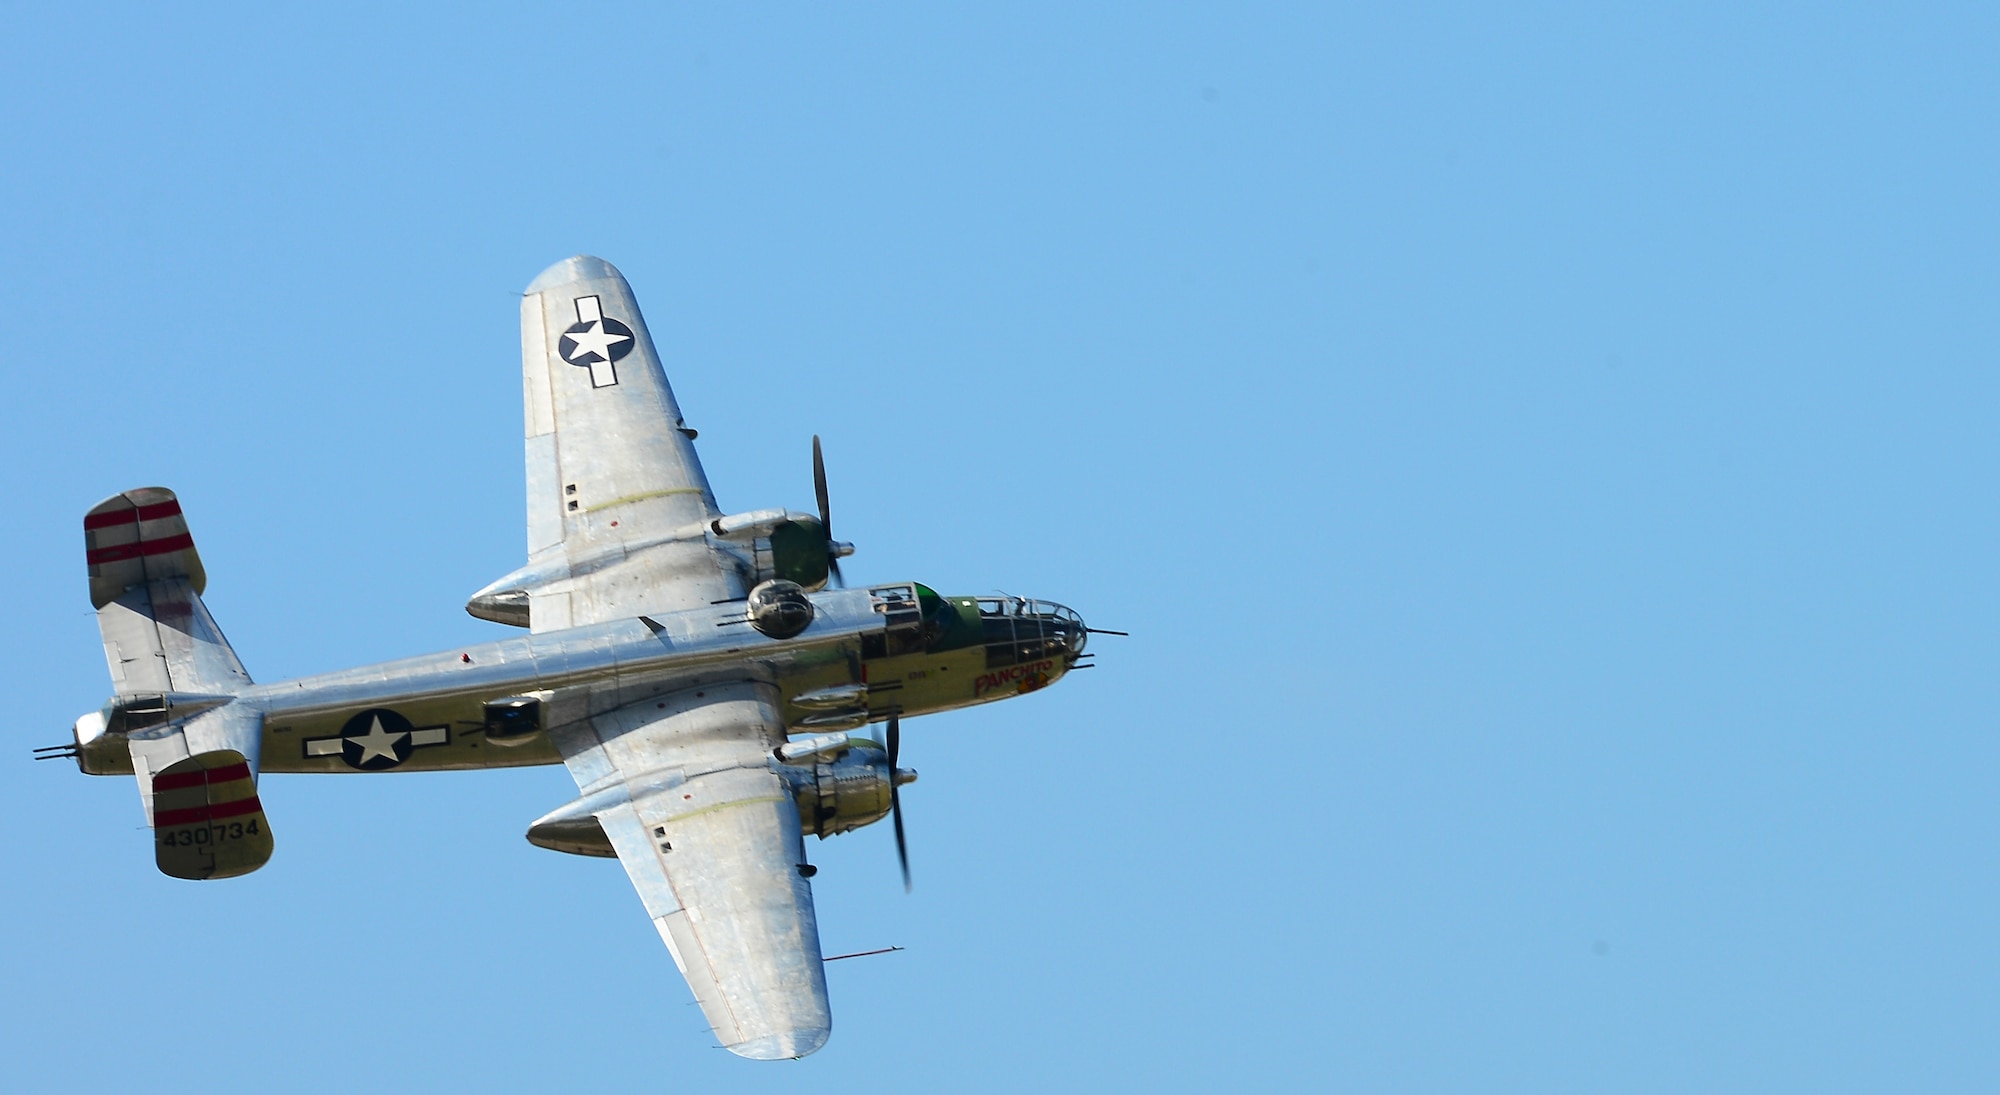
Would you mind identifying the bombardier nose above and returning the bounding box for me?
[1060,606,1088,662]
[972,596,1089,665]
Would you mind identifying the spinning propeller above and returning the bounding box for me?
[812,435,854,587]
[888,710,911,892]
[810,434,909,888]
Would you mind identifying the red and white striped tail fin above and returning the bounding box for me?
[150,750,274,880]
[86,488,272,878]
[84,488,249,695]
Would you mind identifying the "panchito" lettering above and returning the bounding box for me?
[974,660,1056,698]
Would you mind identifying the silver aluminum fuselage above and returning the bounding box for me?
[78,587,896,776]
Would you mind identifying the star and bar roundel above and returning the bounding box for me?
[558,294,635,388]
[303,709,450,771]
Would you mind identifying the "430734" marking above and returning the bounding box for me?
[158,819,261,847]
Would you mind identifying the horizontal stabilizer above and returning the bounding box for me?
[152,750,273,880]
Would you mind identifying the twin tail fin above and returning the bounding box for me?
[84,488,270,879]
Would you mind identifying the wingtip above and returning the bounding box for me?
[525,254,627,294]
[724,1027,831,1061]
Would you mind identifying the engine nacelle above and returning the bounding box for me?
[709,510,832,591]
[782,739,915,838]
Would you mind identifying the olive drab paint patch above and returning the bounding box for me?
[973,659,1056,698]
[302,708,450,770]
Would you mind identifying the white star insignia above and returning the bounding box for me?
[564,321,631,363]
[347,715,408,766]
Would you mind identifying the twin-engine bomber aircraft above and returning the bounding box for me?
[48,256,1095,1060]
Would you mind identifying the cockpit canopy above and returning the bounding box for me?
[858,585,1086,668]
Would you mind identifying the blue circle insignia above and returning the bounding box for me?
[338,708,416,771]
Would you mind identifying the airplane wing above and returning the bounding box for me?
[515,256,742,630]
[550,680,831,1060]
[512,258,832,1057]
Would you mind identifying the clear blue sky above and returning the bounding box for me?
[5,4,1998,1091]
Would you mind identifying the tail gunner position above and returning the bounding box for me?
[46,256,1098,1060]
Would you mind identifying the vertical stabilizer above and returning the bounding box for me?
[85,488,249,695]
[148,743,274,880]
[84,488,271,878]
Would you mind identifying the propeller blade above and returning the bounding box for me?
[813,434,846,588]
[892,785,909,892]
[812,434,832,538]
[888,710,909,892]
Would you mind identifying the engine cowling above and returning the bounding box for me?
[782,739,916,837]
[709,509,832,590]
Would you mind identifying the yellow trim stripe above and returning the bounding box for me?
[659,794,788,826]
[586,486,706,513]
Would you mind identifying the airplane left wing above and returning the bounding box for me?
[510,256,740,631]
[550,680,830,1060]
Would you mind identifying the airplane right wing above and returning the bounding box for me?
[510,256,742,631]
[550,680,831,1060]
